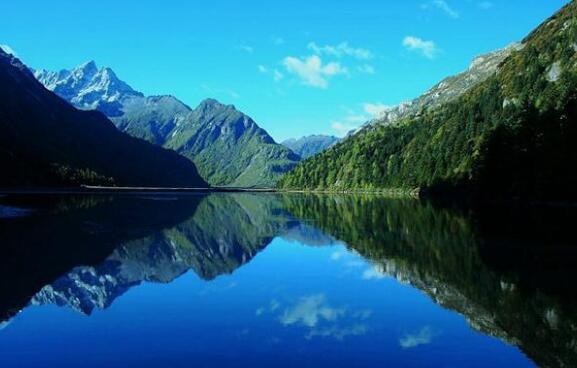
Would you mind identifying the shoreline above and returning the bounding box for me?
[1,187,576,208]
[0,186,277,195]
[0,186,421,198]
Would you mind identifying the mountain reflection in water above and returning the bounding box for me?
[0,192,576,368]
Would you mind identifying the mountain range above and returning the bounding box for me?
[0,49,207,188]
[279,2,577,201]
[34,64,300,187]
[2,1,576,200]
[282,135,340,159]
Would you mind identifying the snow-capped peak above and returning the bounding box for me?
[34,61,143,113]
[75,60,98,75]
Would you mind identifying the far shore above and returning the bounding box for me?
[2,187,577,208]
[0,186,277,195]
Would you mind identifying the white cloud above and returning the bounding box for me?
[422,0,459,19]
[274,295,373,341]
[259,65,284,82]
[330,102,391,137]
[363,103,391,117]
[357,64,376,74]
[0,44,17,56]
[280,294,345,327]
[331,112,367,136]
[283,55,347,89]
[270,299,281,311]
[305,324,368,341]
[239,44,254,53]
[399,326,439,349]
[308,42,373,60]
[331,122,359,137]
[273,69,284,82]
[330,251,343,261]
[345,114,369,124]
[256,299,282,317]
[362,265,388,280]
[403,36,438,59]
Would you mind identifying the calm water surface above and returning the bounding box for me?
[0,193,575,367]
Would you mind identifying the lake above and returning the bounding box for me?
[0,192,575,367]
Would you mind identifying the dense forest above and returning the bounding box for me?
[279,2,577,201]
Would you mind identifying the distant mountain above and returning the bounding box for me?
[164,99,300,187]
[35,64,300,187]
[34,61,143,117]
[0,48,207,188]
[280,2,577,201]
[282,135,340,159]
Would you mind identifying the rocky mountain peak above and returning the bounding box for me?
[33,61,143,113]
[196,98,235,113]
[75,60,98,76]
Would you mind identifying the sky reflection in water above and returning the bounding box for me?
[0,193,570,367]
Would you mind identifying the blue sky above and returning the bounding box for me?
[0,0,570,141]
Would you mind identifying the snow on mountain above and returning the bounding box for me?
[34,61,143,116]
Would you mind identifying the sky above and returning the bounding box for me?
[0,0,571,142]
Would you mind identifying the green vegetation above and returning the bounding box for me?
[0,51,208,188]
[165,104,299,188]
[279,2,577,201]
[106,98,300,188]
[158,100,300,188]
[36,60,301,188]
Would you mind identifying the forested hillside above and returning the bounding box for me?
[279,2,577,201]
